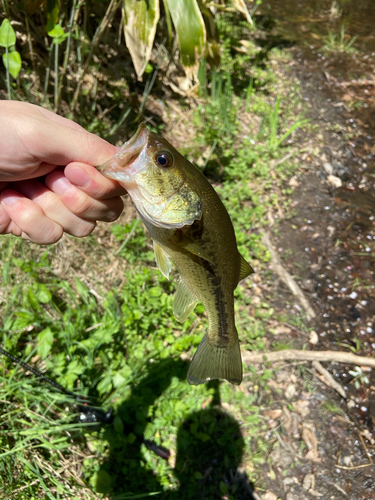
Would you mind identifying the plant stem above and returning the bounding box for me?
[71,0,122,111]
[25,14,36,73]
[56,0,81,109]
[54,40,58,110]
[5,44,10,99]
[44,45,52,100]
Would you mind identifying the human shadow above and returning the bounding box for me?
[166,385,256,500]
[97,357,256,499]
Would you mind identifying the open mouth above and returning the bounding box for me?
[97,123,149,180]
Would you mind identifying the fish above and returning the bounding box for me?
[97,124,253,385]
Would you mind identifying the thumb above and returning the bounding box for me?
[24,115,117,167]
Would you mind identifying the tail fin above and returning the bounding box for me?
[187,333,243,386]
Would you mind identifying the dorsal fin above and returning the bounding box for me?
[239,255,254,282]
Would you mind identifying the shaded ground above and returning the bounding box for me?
[250,2,375,498]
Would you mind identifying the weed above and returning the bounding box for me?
[322,25,358,54]
[348,367,370,389]
[321,400,344,416]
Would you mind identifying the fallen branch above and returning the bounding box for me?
[242,349,375,368]
[261,232,316,321]
[312,360,346,398]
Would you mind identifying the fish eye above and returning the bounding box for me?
[155,151,174,168]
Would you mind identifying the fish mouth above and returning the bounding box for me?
[97,123,149,181]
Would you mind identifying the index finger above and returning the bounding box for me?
[63,162,127,200]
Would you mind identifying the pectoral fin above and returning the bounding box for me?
[239,255,254,281]
[173,280,198,322]
[153,240,171,279]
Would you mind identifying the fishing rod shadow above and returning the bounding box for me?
[98,356,189,496]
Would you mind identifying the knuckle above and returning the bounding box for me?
[66,192,91,217]
[19,203,39,226]
[41,193,62,214]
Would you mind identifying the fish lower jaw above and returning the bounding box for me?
[103,171,136,186]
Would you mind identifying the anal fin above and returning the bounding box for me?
[187,334,243,385]
[173,280,198,322]
[239,255,254,281]
[153,240,171,279]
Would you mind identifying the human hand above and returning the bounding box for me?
[0,101,126,244]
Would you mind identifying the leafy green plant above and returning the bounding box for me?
[348,366,369,389]
[47,24,68,109]
[123,0,253,80]
[0,18,22,99]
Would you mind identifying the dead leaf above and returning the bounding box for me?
[264,409,283,419]
[302,424,321,462]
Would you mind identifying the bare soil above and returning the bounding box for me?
[250,3,375,498]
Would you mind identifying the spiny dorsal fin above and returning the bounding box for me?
[153,240,171,279]
[173,279,198,323]
[239,255,254,282]
[187,333,243,385]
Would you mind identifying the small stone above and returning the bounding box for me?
[323,162,333,175]
[343,455,354,466]
[327,174,342,188]
[309,331,319,345]
[285,384,296,399]
[262,492,278,500]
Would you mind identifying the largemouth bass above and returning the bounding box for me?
[98,124,253,385]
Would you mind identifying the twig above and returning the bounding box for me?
[312,360,346,398]
[242,348,375,368]
[261,232,316,321]
[336,431,373,469]
[270,151,295,168]
[330,483,348,496]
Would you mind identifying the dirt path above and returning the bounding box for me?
[253,3,375,499]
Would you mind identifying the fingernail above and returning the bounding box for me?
[53,177,72,195]
[66,167,90,188]
[1,195,19,206]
